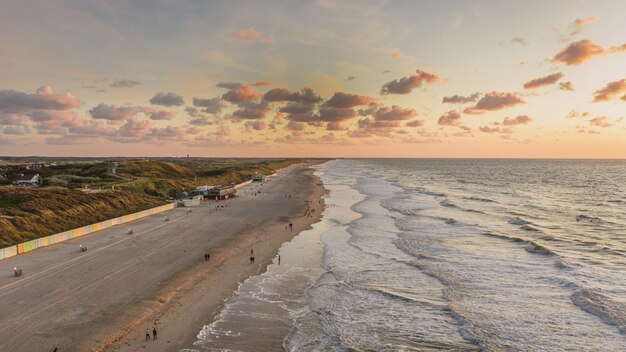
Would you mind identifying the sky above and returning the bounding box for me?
[0,0,625,158]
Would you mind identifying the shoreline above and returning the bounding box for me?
[106,162,328,352]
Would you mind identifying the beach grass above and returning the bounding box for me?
[0,158,300,248]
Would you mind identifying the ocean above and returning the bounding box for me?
[189,158,626,351]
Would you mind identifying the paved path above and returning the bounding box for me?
[0,165,312,352]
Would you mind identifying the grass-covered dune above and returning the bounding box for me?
[0,158,301,248]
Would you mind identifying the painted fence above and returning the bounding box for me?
[1,202,176,260]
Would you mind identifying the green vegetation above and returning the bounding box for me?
[0,158,301,248]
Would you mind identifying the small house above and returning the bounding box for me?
[13,174,42,187]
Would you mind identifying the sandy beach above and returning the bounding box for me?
[0,161,326,352]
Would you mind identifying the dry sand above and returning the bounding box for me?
[0,161,326,352]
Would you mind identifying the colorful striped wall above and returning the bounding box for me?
[2,203,176,260]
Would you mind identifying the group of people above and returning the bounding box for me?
[145,327,157,341]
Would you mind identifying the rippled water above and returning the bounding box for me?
[191,159,626,351]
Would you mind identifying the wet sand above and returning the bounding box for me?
[0,161,326,352]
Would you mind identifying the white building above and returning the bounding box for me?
[14,174,42,187]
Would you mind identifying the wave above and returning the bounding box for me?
[440,199,456,207]
[415,187,446,197]
[481,232,557,256]
[571,288,626,334]
[464,196,495,203]
[508,217,530,225]
[524,242,554,255]
[519,224,540,232]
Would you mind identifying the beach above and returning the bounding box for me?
[0,161,326,352]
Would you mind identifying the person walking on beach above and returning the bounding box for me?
[145,328,151,341]
[250,255,255,263]
[289,223,293,231]
[251,248,254,256]
[152,327,158,340]
[278,255,281,265]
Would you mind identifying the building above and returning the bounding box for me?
[207,186,236,200]
[13,174,42,187]
[251,174,264,182]
[31,162,49,169]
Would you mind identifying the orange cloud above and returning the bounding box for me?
[218,82,260,103]
[592,79,626,102]
[263,87,322,104]
[552,40,626,65]
[559,81,574,91]
[569,16,598,37]
[380,69,439,95]
[523,72,564,89]
[234,28,273,44]
[372,105,417,121]
[442,93,481,104]
[438,110,462,126]
[588,116,613,127]
[565,110,590,118]
[463,92,525,114]
[324,92,374,109]
[503,115,532,126]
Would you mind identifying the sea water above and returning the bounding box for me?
[190,159,626,351]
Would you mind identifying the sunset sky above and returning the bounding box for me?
[1,0,625,158]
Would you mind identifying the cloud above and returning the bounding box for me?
[372,105,417,121]
[250,81,270,87]
[149,92,184,106]
[318,107,356,122]
[263,87,322,104]
[503,115,532,126]
[552,40,626,65]
[559,81,574,91]
[244,120,266,131]
[286,120,305,131]
[511,37,528,46]
[442,93,481,104]
[523,72,564,89]
[279,102,315,114]
[406,119,424,127]
[234,27,273,44]
[192,97,225,114]
[148,110,176,120]
[589,116,613,127]
[592,79,626,102]
[438,110,462,126]
[3,125,31,135]
[0,113,26,125]
[380,69,439,95]
[346,75,356,81]
[231,101,271,120]
[479,115,532,134]
[479,125,508,134]
[115,118,154,138]
[326,121,347,130]
[569,16,598,37]
[219,83,260,103]
[110,79,141,88]
[323,92,374,108]
[565,110,590,118]
[147,125,200,142]
[89,103,151,122]
[463,92,525,114]
[0,85,82,112]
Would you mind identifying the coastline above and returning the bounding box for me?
[106,162,328,352]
